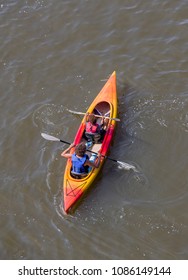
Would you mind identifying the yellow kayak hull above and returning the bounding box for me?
[63,71,117,213]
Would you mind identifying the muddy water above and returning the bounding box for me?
[0,0,188,259]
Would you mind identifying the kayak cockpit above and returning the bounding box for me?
[69,101,112,180]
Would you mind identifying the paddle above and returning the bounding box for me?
[41,133,136,171]
[67,109,120,122]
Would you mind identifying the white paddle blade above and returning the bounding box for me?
[41,133,60,142]
[67,109,85,115]
[117,161,137,171]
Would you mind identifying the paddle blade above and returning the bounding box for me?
[41,133,60,142]
[117,161,137,171]
[67,109,85,115]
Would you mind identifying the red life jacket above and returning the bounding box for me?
[86,122,99,134]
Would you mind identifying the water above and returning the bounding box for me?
[0,0,188,260]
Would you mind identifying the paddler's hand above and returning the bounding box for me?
[97,152,102,159]
[85,112,90,122]
[101,116,104,125]
[95,152,101,167]
[69,143,75,149]
[61,143,75,158]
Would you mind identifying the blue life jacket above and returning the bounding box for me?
[71,153,89,174]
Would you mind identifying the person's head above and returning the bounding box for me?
[88,114,97,124]
[75,142,86,157]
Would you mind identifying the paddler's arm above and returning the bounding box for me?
[84,112,90,123]
[85,153,101,168]
[61,143,75,158]
[100,117,108,131]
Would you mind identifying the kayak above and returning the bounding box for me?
[63,71,117,213]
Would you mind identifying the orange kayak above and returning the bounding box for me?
[63,71,118,213]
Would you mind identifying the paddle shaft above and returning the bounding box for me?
[60,139,116,161]
[41,133,118,163]
[60,139,71,145]
[68,109,120,122]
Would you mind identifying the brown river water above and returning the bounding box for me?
[0,0,188,260]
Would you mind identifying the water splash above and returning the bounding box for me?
[117,161,148,185]
[117,161,138,171]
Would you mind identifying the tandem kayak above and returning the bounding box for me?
[63,71,118,213]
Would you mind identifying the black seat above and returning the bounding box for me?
[71,171,88,179]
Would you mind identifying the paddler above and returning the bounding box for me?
[84,113,108,144]
[61,142,101,178]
